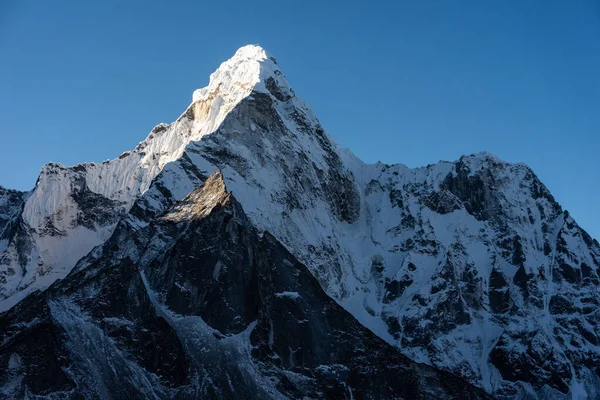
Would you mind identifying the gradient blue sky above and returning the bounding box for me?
[1,0,599,239]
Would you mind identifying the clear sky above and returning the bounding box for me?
[0,0,598,239]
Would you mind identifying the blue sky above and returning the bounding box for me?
[0,0,598,238]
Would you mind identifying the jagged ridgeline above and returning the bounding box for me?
[1,45,599,399]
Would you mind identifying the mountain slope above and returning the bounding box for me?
[1,45,599,399]
[0,171,492,399]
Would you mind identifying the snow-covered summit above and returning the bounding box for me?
[193,44,293,105]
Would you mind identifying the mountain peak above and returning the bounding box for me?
[232,44,273,62]
[162,169,230,223]
[192,44,293,105]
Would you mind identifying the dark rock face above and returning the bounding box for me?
[441,158,502,222]
[423,190,462,214]
[0,259,190,399]
[0,171,492,400]
[489,333,572,395]
[70,179,124,231]
[489,267,510,314]
[265,76,293,102]
[0,187,27,240]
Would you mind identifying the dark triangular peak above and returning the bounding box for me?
[161,169,230,223]
[143,173,259,335]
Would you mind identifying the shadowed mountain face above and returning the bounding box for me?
[1,45,599,399]
[0,171,492,399]
[0,187,27,239]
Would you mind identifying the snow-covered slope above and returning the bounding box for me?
[2,45,599,399]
